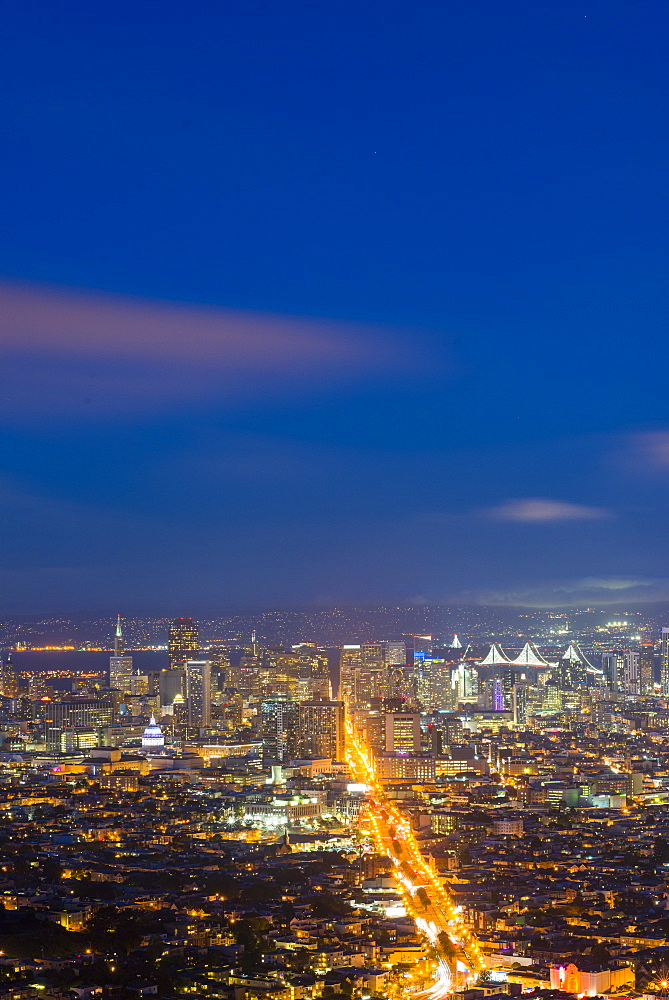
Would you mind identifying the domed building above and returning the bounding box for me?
[141,714,165,751]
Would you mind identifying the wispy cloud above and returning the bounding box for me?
[623,430,669,472]
[483,497,612,523]
[460,576,664,607]
[0,280,419,420]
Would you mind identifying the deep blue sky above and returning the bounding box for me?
[1,0,668,613]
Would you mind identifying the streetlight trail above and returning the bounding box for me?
[345,719,485,998]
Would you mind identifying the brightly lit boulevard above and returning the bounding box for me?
[345,718,485,999]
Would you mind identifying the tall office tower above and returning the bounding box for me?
[425,711,464,747]
[362,643,384,669]
[294,646,331,702]
[158,668,184,714]
[297,701,345,760]
[219,690,244,729]
[639,639,655,696]
[339,645,362,703]
[353,665,385,705]
[168,618,199,669]
[109,616,133,693]
[383,641,406,666]
[312,659,332,701]
[558,643,590,690]
[492,677,504,711]
[502,667,524,708]
[512,683,528,727]
[0,656,19,698]
[261,695,298,763]
[450,662,478,704]
[384,711,421,752]
[28,674,48,700]
[412,635,433,662]
[542,679,562,711]
[114,614,124,656]
[602,651,624,692]
[130,675,149,696]
[410,636,433,708]
[145,671,161,697]
[426,658,450,710]
[364,710,386,751]
[259,648,300,698]
[623,650,640,696]
[209,646,231,693]
[386,663,410,703]
[238,634,262,701]
[662,629,669,696]
[185,660,212,728]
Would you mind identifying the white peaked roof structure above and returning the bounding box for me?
[512,642,551,667]
[478,643,512,665]
[450,634,463,649]
[561,642,594,670]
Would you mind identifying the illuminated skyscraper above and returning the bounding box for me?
[512,682,528,727]
[383,641,406,666]
[114,614,124,656]
[185,659,211,728]
[384,711,421,752]
[451,663,478,704]
[109,615,133,693]
[362,643,384,669]
[294,645,331,702]
[0,656,19,698]
[639,639,655,696]
[427,658,453,710]
[411,636,433,708]
[558,643,589,690]
[209,645,232,692]
[297,701,345,760]
[353,665,385,705]
[662,629,669,696]
[492,677,504,711]
[602,651,624,692]
[239,632,262,701]
[623,650,640,696]
[339,645,362,703]
[261,695,298,763]
[168,618,199,669]
[158,668,184,714]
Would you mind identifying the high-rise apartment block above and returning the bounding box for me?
[261,695,298,763]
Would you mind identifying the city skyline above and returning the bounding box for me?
[1,7,669,999]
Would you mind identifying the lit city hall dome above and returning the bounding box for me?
[141,714,165,750]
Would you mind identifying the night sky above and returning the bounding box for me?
[1,1,668,613]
